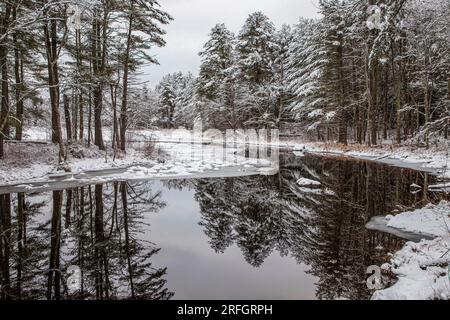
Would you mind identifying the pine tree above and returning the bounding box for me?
[197,23,236,128]
[286,18,326,139]
[117,0,172,151]
[236,12,277,128]
[319,0,350,145]
[272,24,293,128]
[156,72,195,129]
[0,2,11,159]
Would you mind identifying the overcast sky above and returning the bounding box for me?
[142,0,321,87]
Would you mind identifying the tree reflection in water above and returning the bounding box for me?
[0,182,173,300]
[192,153,446,300]
[0,154,447,300]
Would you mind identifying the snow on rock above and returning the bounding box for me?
[387,201,450,238]
[372,236,450,300]
[296,177,321,187]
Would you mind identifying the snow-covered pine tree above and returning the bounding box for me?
[174,72,197,128]
[236,12,277,128]
[272,24,294,128]
[286,18,326,140]
[197,23,236,129]
[403,0,450,147]
[319,0,351,145]
[156,72,196,129]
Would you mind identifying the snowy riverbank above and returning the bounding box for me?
[1,128,448,187]
[291,141,450,179]
[0,138,276,191]
[371,201,450,300]
[138,129,450,178]
[122,129,450,179]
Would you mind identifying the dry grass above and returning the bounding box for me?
[0,142,58,168]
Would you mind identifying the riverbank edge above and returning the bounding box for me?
[1,139,448,186]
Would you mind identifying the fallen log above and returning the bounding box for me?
[4,140,50,145]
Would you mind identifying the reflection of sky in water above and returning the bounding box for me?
[142,181,317,300]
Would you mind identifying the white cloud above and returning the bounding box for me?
[142,0,321,86]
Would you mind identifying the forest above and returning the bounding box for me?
[0,0,449,303]
[0,0,448,165]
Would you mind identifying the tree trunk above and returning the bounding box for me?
[92,9,105,150]
[88,89,92,147]
[47,190,62,300]
[65,189,72,228]
[93,87,104,150]
[0,4,11,159]
[337,40,347,145]
[94,184,105,299]
[16,192,25,298]
[76,29,84,142]
[44,17,65,162]
[79,93,84,142]
[424,83,431,149]
[121,182,135,298]
[0,194,11,299]
[72,92,78,142]
[120,10,134,152]
[63,94,72,142]
[111,83,119,149]
[13,7,24,141]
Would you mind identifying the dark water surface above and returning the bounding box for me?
[0,153,447,300]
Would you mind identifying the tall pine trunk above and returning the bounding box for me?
[76,29,84,142]
[121,182,135,298]
[120,10,133,151]
[337,39,347,145]
[44,17,65,162]
[63,94,72,142]
[92,9,105,150]
[0,194,11,299]
[13,7,24,141]
[47,190,62,300]
[0,4,11,159]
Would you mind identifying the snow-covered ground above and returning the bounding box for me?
[371,201,450,300]
[16,127,450,177]
[292,142,450,179]
[372,237,450,300]
[0,129,278,190]
[135,129,450,179]
[1,127,448,193]
[386,201,450,238]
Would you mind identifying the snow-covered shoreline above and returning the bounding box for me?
[291,142,449,179]
[371,201,450,300]
[0,137,277,191]
[1,129,449,187]
[141,129,450,178]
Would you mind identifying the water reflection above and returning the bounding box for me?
[0,183,173,300]
[191,154,446,299]
[0,154,447,300]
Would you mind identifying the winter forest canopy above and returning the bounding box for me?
[0,0,449,162]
